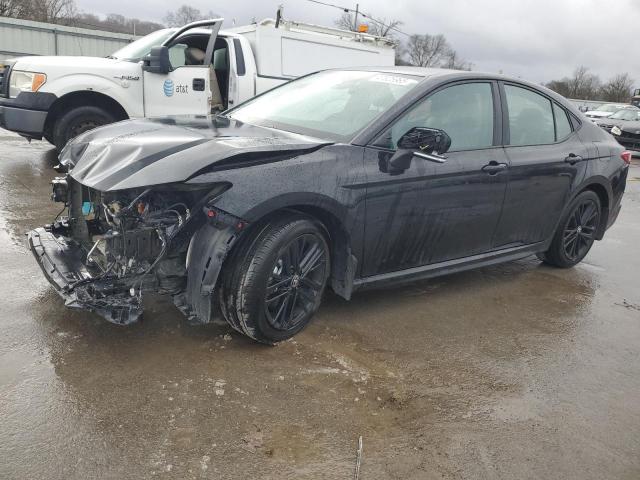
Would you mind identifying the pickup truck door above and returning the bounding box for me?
[142,19,222,117]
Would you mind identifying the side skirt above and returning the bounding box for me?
[352,241,549,292]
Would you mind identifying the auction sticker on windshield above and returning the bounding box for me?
[369,74,418,86]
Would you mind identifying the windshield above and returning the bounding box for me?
[228,70,421,142]
[609,108,640,121]
[595,104,624,112]
[111,29,177,61]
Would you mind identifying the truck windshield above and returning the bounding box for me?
[111,29,177,61]
[228,70,421,142]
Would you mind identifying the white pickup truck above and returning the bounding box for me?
[0,16,395,150]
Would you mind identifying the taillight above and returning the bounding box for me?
[621,151,632,165]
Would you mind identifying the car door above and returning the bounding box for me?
[491,83,590,248]
[142,21,221,117]
[360,81,509,277]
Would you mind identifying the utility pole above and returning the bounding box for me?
[353,3,359,30]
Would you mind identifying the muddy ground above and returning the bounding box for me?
[0,130,639,480]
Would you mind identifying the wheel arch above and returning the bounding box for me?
[237,203,358,300]
[44,91,129,137]
[574,176,612,240]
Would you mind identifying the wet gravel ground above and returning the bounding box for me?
[0,129,639,480]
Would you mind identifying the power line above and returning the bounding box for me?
[359,11,410,38]
[305,0,411,38]
[306,0,350,13]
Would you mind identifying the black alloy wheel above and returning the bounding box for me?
[218,215,330,344]
[538,190,602,268]
[264,233,328,331]
[562,199,600,261]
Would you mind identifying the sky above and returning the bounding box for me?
[75,0,640,85]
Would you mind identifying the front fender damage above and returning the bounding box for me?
[173,223,239,324]
[28,171,245,326]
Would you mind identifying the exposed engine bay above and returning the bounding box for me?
[29,175,241,325]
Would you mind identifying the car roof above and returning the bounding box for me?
[345,66,491,79]
[348,66,461,77]
[340,66,537,86]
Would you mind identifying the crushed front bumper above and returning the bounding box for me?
[27,227,143,325]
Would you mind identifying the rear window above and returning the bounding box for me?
[553,104,572,141]
[505,85,555,146]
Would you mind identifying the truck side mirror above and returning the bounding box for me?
[142,46,171,74]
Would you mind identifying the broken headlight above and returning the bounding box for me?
[51,176,68,204]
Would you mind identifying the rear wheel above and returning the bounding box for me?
[219,215,330,344]
[52,106,116,151]
[537,191,601,268]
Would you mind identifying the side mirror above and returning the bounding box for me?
[142,46,171,74]
[387,127,451,174]
[397,127,452,155]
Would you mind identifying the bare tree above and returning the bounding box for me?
[75,12,163,35]
[442,50,472,71]
[28,0,77,24]
[566,66,601,99]
[164,5,205,27]
[335,12,403,38]
[3,0,163,34]
[600,73,634,102]
[405,34,450,67]
[545,66,623,101]
[0,0,29,18]
[545,79,571,98]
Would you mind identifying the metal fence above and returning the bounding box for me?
[0,16,138,62]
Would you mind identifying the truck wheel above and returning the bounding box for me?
[52,106,116,151]
[218,215,330,344]
[43,129,55,146]
[537,191,601,268]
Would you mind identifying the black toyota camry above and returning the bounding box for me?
[28,67,630,344]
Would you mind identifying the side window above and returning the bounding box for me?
[167,35,210,69]
[553,103,572,141]
[505,85,555,146]
[375,82,495,151]
[168,44,188,68]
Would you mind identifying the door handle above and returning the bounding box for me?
[564,153,583,164]
[192,78,205,91]
[482,161,508,175]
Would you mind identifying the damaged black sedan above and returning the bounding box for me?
[28,68,630,343]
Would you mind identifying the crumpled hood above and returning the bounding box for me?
[65,116,331,191]
[620,121,640,134]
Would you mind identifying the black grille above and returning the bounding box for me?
[0,65,9,98]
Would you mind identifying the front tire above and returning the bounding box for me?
[219,215,330,344]
[538,191,601,268]
[52,106,116,151]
